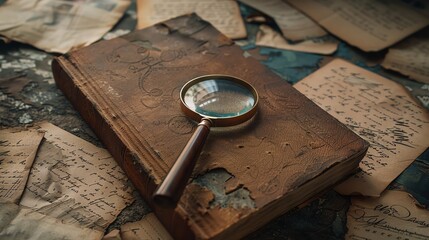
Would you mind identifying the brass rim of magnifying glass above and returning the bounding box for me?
[180,74,259,127]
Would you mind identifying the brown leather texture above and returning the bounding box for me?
[52,14,369,239]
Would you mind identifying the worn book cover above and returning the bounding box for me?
[52,14,368,239]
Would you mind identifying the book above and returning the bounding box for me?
[52,14,369,239]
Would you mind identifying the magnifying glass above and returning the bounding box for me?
[153,75,259,207]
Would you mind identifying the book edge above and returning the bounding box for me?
[51,56,196,239]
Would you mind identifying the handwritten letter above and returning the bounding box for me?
[288,0,429,51]
[120,213,173,240]
[255,24,338,55]
[382,30,429,84]
[240,0,326,41]
[346,190,429,239]
[0,128,44,203]
[136,0,246,39]
[0,0,131,53]
[19,122,134,231]
[294,59,429,196]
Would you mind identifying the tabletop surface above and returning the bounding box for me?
[0,2,428,239]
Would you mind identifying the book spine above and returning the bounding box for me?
[51,57,195,240]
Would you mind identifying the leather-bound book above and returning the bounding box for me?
[52,14,368,239]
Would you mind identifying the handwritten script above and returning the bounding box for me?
[120,213,173,240]
[0,128,44,203]
[382,30,429,84]
[0,0,131,53]
[19,122,134,231]
[347,190,429,239]
[240,0,326,41]
[288,0,429,51]
[136,0,246,39]
[294,59,429,196]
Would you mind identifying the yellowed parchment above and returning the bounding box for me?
[136,0,246,39]
[103,229,121,240]
[382,29,429,84]
[0,0,131,53]
[0,128,44,204]
[287,0,429,52]
[0,36,11,44]
[346,190,429,239]
[294,59,429,197]
[0,203,104,240]
[240,0,326,41]
[120,213,173,240]
[19,122,134,231]
[256,24,338,55]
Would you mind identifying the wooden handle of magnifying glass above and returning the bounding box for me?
[153,119,212,208]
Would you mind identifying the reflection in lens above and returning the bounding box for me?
[183,79,256,118]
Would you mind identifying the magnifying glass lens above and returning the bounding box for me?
[153,75,258,207]
[183,79,256,118]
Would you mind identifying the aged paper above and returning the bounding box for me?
[294,59,429,196]
[103,229,121,240]
[382,32,429,84]
[0,128,44,204]
[0,36,11,44]
[288,0,429,51]
[0,203,104,240]
[240,0,326,41]
[120,213,173,240]
[256,25,338,55]
[346,191,429,239]
[20,122,134,231]
[136,0,246,39]
[0,0,130,53]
